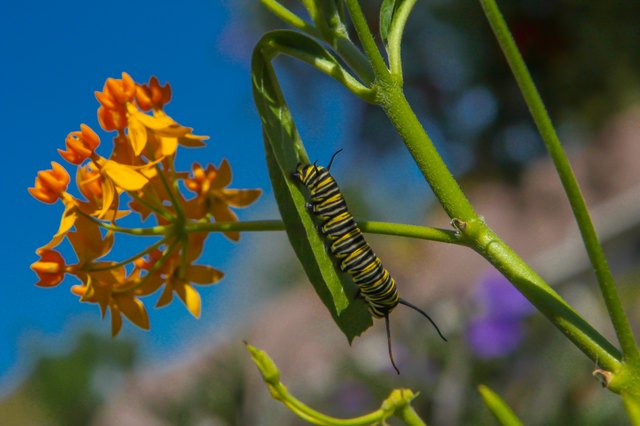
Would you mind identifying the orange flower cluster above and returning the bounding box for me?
[30,73,261,336]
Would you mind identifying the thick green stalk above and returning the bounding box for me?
[380,84,478,221]
[621,390,640,426]
[377,82,621,373]
[478,0,639,364]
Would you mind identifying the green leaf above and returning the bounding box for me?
[478,385,524,426]
[380,0,399,43]
[253,31,372,343]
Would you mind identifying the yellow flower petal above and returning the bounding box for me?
[134,111,184,133]
[128,115,148,156]
[160,136,178,156]
[178,133,208,147]
[40,202,78,250]
[102,160,149,191]
[176,284,201,318]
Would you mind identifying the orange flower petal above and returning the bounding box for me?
[31,249,66,287]
[29,162,70,203]
[211,159,232,189]
[185,265,224,285]
[95,90,117,110]
[222,189,262,207]
[114,294,150,330]
[80,124,101,150]
[110,304,123,337]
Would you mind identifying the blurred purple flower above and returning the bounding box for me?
[466,272,533,359]
[332,381,374,414]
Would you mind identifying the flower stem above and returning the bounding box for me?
[359,221,465,245]
[86,238,166,272]
[477,0,639,364]
[156,164,186,220]
[185,219,464,245]
[93,221,169,236]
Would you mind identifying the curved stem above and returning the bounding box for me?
[261,0,321,38]
[265,34,374,101]
[247,343,420,425]
[478,0,639,363]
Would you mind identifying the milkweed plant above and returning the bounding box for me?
[29,0,640,424]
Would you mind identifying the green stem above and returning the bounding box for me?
[478,385,524,426]
[396,403,427,426]
[113,237,178,294]
[344,0,390,77]
[156,164,186,219]
[273,380,384,426]
[93,221,169,236]
[264,33,374,101]
[380,85,478,220]
[478,0,639,363]
[332,36,375,85]
[387,0,418,79]
[359,221,464,245]
[85,238,166,272]
[377,68,621,372]
[185,219,464,245]
[129,191,175,221]
[621,390,640,426]
[467,220,621,372]
[185,219,285,233]
[246,343,419,425]
[261,0,321,37]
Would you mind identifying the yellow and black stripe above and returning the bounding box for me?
[293,153,446,374]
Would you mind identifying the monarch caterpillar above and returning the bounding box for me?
[292,151,446,374]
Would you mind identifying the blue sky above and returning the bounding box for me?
[0,0,362,392]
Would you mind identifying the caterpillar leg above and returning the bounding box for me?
[385,314,400,375]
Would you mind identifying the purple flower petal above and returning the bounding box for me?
[467,316,525,359]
